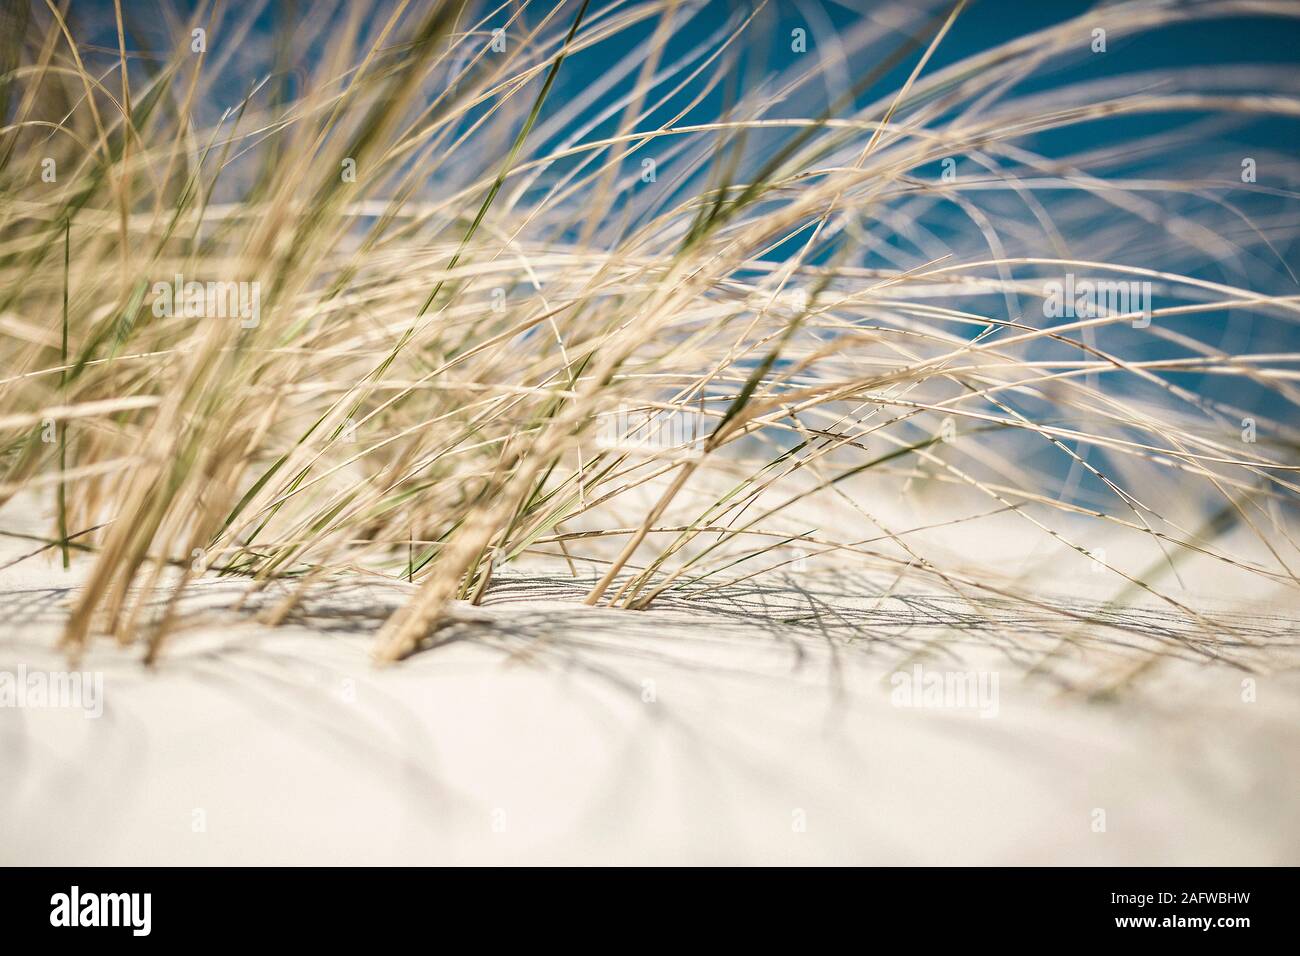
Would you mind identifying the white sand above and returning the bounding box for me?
[3,552,1298,864]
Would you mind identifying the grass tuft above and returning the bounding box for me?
[1,0,1297,682]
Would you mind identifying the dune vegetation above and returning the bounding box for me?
[1,0,1298,675]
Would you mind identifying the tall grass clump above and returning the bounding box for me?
[1,0,1298,673]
